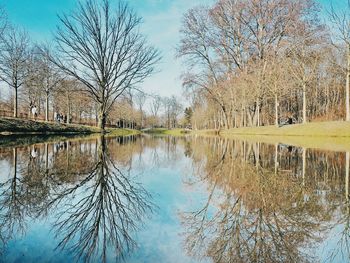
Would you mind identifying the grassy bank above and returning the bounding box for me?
[215,121,350,152]
[105,128,140,137]
[0,132,140,149]
[144,128,191,136]
[221,134,350,153]
[0,117,99,134]
[0,117,139,136]
[220,121,350,137]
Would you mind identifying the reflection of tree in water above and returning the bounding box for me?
[181,137,344,263]
[329,151,350,262]
[0,135,154,262]
[0,148,26,252]
[47,136,153,262]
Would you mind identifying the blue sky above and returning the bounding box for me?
[0,0,213,100]
[0,0,343,100]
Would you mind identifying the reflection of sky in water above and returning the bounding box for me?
[127,147,211,263]
[0,136,349,262]
[0,138,211,263]
[0,160,10,181]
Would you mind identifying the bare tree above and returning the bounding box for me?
[50,0,160,130]
[134,91,147,129]
[33,46,62,121]
[150,95,161,117]
[329,0,350,121]
[55,79,80,124]
[150,94,161,127]
[0,27,30,117]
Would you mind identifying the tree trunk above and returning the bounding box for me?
[14,87,18,118]
[221,106,229,129]
[256,98,260,127]
[140,111,143,129]
[167,113,170,129]
[97,103,106,131]
[45,91,49,121]
[67,93,71,124]
[275,93,279,127]
[240,107,245,127]
[302,82,307,124]
[247,110,253,127]
[346,44,350,121]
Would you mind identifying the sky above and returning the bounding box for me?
[0,0,344,101]
[0,0,212,101]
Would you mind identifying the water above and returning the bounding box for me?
[0,134,349,263]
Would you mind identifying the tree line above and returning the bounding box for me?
[0,0,167,131]
[178,0,350,129]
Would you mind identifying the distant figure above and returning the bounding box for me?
[57,113,62,123]
[54,111,58,122]
[31,105,37,120]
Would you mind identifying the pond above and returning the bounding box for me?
[0,134,349,263]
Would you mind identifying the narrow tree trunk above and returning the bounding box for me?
[45,91,49,121]
[14,87,18,118]
[241,107,245,127]
[256,98,260,127]
[67,93,71,124]
[167,113,170,129]
[275,93,279,127]
[233,111,237,128]
[222,106,229,129]
[247,110,253,127]
[302,82,307,124]
[346,44,350,121]
[97,103,106,131]
[140,111,143,129]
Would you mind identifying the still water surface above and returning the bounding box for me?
[0,134,349,263]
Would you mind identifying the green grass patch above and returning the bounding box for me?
[144,128,190,136]
[0,117,100,134]
[213,121,350,152]
[0,129,139,149]
[105,128,140,137]
[220,121,350,137]
[0,117,139,137]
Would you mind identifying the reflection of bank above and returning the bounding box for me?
[180,137,348,263]
[330,151,350,262]
[31,146,38,159]
[346,152,349,201]
[0,136,153,262]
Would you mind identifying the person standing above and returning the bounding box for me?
[31,105,37,120]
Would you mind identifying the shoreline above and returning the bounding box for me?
[199,122,350,152]
[218,121,350,137]
[147,122,350,152]
[0,117,139,137]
